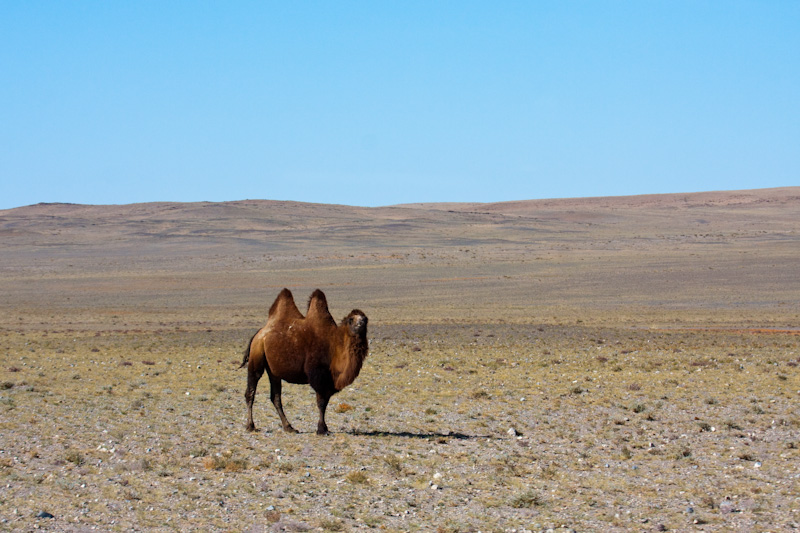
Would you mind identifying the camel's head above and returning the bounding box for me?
[342,310,368,337]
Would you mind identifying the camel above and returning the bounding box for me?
[240,288,369,435]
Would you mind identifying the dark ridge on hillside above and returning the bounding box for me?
[4,186,798,217]
[393,187,800,213]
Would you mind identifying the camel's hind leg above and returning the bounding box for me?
[244,364,263,432]
[268,371,298,433]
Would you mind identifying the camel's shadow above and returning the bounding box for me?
[347,429,489,440]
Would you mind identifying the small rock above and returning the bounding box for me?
[686,506,694,514]
[507,427,518,437]
[36,511,54,519]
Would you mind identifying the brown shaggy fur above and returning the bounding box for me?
[241,289,369,434]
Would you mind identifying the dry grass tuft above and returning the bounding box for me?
[64,450,85,466]
[511,490,544,508]
[202,455,247,472]
[334,403,354,413]
[382,455,403,474]
[345,471,369,484]
[319,518,345,531]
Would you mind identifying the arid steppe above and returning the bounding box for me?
[1,188,799,531]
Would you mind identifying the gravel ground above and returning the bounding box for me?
[2,324,798,532]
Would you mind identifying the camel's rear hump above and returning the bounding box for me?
[306,289,336,326]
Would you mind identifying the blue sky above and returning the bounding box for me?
[1,2,798,209]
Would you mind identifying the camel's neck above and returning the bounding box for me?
[331,328,368,391]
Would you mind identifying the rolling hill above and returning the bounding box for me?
[1,187,798,328]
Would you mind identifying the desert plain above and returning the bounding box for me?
[0,187,799,532]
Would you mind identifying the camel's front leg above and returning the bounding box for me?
[315,392,331,435]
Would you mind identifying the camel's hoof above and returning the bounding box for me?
[283,426,299,434]
[316,426,330,436]
[246,424,256,432]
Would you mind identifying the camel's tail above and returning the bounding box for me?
[239,331,258,369]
